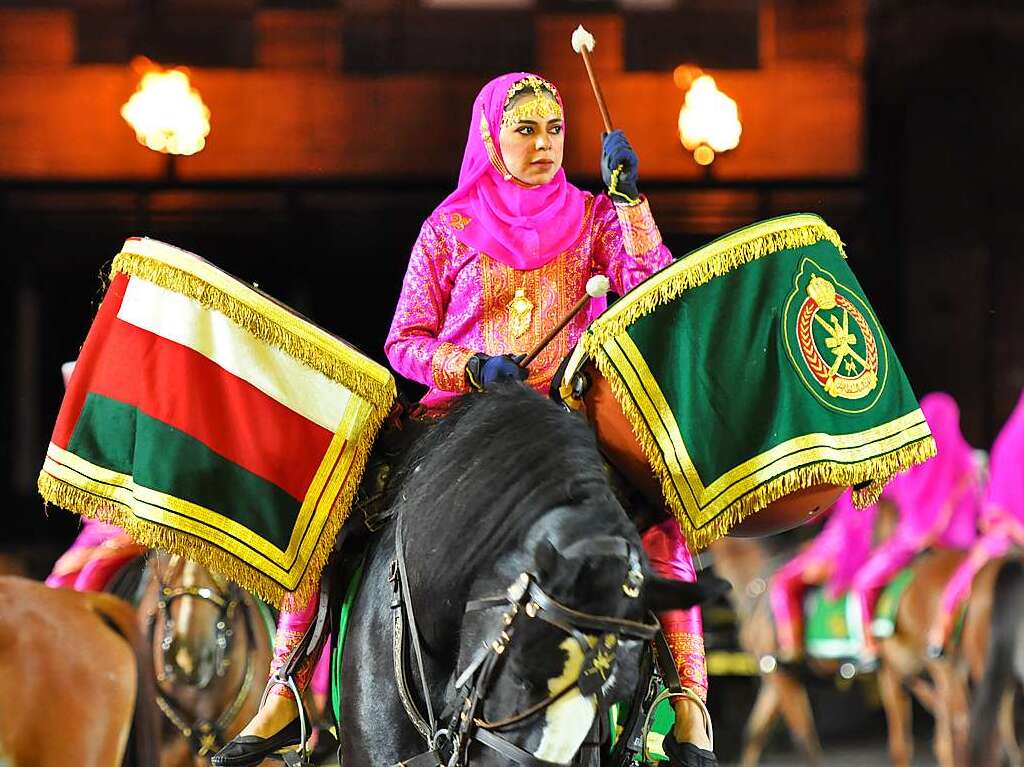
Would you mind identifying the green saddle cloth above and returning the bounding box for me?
[804,567,915,659]
[609,694,677,763]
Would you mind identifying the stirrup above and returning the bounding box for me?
[259,674,312,766]
[672,686,714,752]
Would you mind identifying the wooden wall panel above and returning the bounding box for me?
[255,10,342,70]
[0,10,74,68]
[0,65,861,180]
[0,68,164,178]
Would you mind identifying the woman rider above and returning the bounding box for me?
[768,489,880,663]
[215,71,714,766]
[848,391,981,667]
[926,388,1024,657]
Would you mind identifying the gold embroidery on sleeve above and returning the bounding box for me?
[617,197,663,257]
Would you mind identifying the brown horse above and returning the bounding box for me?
[0,575,160,766]
[967,558,1024,767]
[137,553,274,767]
[712,525,1021,767]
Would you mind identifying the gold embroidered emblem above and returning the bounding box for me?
[446,212,470,231]
[784,257,888,414]
[507,288,534,340]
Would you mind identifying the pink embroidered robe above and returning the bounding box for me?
[385,192,670,410]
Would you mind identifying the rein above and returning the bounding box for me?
[144,556,261,758]
[389,516,660,767]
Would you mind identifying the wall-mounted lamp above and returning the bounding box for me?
[676,69,741,166]
[121,58,210,157]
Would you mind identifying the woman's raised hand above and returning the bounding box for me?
[601,129,640,203]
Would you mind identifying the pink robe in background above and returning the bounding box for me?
[769,490,878,658]
[850,392,981,654]
[930,388,1024,649]
[45,518,144,592]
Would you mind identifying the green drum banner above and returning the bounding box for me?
[38,238,397,607]
[580,214,935,550]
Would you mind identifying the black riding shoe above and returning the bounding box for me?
[663,736,718,767]
[210,718,303,767]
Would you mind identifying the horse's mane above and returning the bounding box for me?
[394,384,625,597]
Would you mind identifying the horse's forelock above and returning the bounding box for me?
[397,386,616,592]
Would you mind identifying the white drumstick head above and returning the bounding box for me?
[586,275,610,298]
[571,25,596,54]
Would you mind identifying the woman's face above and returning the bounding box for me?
[498,92,564,186]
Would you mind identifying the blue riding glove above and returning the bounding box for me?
[466,353,528,390]
[601,129,640,203]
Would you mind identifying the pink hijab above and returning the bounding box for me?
[887,392,980,547]
[435,72,587,270]
[986,388,1024,525]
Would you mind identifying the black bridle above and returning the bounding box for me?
[145,554,261,759]
[390,520,661,767]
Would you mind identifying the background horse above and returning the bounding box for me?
[135,553,274,766]
[968,558,1024,767]
[712,510,1024,767]
[0,575,159,766]
[337,385,717,766]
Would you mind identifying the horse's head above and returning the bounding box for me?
[460,526,721,766]
[152,554,239,690]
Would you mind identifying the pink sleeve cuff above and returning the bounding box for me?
[431,342,475,393]
[614,196,663,258]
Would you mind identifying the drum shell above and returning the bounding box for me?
[580,362,845,539]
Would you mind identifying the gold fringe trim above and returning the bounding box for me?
[590,349,936,552]
[37,402,384,609]
[584,220,845,353]
[111,252,396,414]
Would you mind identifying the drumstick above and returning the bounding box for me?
[520,276,610,368]
[571,25,614,134]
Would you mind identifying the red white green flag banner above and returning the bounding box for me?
[39,238,396,607]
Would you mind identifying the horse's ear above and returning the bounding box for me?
[645,574,731,612]
[533,538,564,580]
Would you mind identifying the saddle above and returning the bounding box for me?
[802,567,916,661]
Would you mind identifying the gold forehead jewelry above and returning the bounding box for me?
[501,76,562,128]
[500,97,563,129]
[503,76,559,110]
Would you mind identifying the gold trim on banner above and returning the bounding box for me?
[591,332,936,550]
[38,394,381,608]
[583,214,846,351]
[111,242,396,414]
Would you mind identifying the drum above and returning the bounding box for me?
[555,213,933,550]
[566,359,844,539]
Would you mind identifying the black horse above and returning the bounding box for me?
[337,384,718,766]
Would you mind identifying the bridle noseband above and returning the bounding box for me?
[146,554,259,758]
[390,521,660,767]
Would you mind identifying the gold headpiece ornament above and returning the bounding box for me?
[806,274,837,310]
[501,76,563,129]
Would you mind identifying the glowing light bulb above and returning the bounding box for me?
[121,62,211,156]
[677,74,741,166]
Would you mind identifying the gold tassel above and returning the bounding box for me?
[111,252,396,414]
[589,349,936,552]
[584,221,845,352]
[38,398,385,609]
